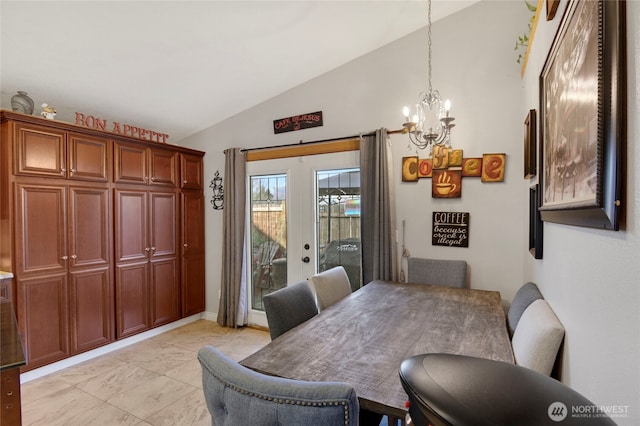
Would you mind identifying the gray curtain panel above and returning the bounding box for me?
[217,148,246,327]
[359,129,398,285]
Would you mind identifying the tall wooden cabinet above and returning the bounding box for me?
[0,110,205,372]
[180,176,205,316]
[115,188,179,338]
[176,152,205,316]
[15,183,112,368]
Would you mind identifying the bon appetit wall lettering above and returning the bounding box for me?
[75,112,169,143]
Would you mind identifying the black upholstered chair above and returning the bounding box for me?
[399,353,614,426]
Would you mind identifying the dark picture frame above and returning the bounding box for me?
[546,0,560,21]
[524,109,536,179]
[529,184,543,259]
[539,0,625,230]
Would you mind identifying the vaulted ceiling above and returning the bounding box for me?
[1,1,479,142]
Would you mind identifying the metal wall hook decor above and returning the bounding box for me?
[210,170,224,210]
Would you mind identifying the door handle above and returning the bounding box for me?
[302,256,310,263]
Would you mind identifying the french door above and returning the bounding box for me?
[246,150,360,326]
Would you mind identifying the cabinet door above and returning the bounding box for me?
[69,266,113,353]
[68,133,110,181]
[149,191,177,258]
[17,273,70,371]
[14,123,66,178]
[15,184,67,276]
[181,191,205,316]
[114,142,147,184]
[149,148,177,187]
[115,189,148,263]
[69,186,111,268]
[150,257,179,327]
[180,153,203,189]
[148,192,179,325]
[115,261,150,338]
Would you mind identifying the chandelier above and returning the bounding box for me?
[402,0,455,151]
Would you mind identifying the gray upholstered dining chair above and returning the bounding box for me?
[511,299,565,376]
[198,345,359,426]
[506,281,543,336]
[263,280,318,340]
[406,257,467,288]
[307,266,352,311]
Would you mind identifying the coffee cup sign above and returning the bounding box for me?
[432,169,462,198]
[432,212,470,248]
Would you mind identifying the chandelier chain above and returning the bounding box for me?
[427,0,432,94]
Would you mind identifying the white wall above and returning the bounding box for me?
[180,1,639,422]
[521,0,640,422]
[182,0,528,314]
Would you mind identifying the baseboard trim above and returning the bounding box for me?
[20,312,216,384]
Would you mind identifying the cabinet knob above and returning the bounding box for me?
[145,247,150,252]
[61,255,69,260]
[151,177,155,181]
[183,180,188,184]
[71,254,77,259]
[183,243,188,248]
[151,247,156,252]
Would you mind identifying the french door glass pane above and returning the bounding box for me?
[316,168,362,291]
[250,174,287,311]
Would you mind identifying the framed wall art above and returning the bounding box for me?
[529,184,543,259]
[546,0,560,21]
[539,0,625,230]
[524,109,536,179]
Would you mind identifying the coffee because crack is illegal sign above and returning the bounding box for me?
[432,212,469,247]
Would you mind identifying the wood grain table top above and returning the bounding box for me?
[241,280,514,419]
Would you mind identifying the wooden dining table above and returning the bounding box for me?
[240,280,514,423]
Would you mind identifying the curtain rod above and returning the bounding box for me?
[240,128,405,153]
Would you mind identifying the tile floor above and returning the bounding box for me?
[20,320,271,426]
